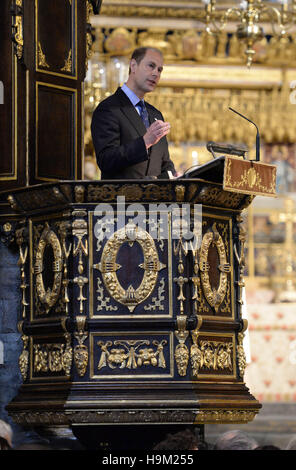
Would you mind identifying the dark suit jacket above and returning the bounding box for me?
[91,87,175,179]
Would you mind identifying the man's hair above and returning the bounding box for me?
[213,430,258,450]
[128,47,163,74]
[153,429,199,450]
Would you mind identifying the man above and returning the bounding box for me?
[91,47,176,179]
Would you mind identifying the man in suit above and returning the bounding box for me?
[91,47,176,179]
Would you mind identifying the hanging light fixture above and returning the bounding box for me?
[202,0,296,67]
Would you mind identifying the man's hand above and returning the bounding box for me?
[143,119,170,149]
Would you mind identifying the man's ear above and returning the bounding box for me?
[129,58,137,74]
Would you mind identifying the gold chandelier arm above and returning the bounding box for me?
[261,4,296,36]
[205,6,243,34]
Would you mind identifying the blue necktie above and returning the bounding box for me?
[137,100,150,129]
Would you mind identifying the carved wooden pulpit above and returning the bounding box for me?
[4,156,276,449]
[0,0,276,450]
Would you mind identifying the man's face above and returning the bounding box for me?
[130,49,164,98]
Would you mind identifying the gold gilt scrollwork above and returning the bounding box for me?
[191,338,233,376]
[34,223,63,313]
[97,339,167,370]
[61,49,72,73]
[33,334,72,376]
[199,223,230,313]
[37,42,50,68]
[95,220,165,312]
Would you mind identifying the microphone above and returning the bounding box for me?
[229,107,260,161]
[206,141,247,159]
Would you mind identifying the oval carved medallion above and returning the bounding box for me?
[199,223,230,313]
[97,221,165,312]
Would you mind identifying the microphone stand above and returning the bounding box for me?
[229,107,260,162]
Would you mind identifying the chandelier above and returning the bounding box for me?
[202,0,296,66]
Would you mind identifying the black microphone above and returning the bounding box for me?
[229,107,260,162]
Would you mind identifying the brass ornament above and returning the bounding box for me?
[195,409,258,424]
[33,334,72,376]
[95,220,165,312]
[199,223,230,313]
[37,42,50,68]
[97,339,167,370]
[191,339,233,374]
[18,334,29,381]
[234,215,247,310]
[74,316,89,377]
[61,49,72,73]
[34,223,63,313]
[190,315,203,377]
[72,218,88,274]
[174,315,189,377]
[175,185,185,202]
[16,227,29,319]
[237,319,248,378]
[11,0,24,60]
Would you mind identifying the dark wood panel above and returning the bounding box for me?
[0,1,14,179]
[36,0,76,77]
[36,83,76,180]
[0,0,27,192]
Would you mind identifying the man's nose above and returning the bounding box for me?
[152,68,160,78]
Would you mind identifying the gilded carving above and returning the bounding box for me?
[11,0,24,60]
[95,221,165,312]
[195,186,243,209]
[195,409,258,424]
[234,215,246,310]
[34,223,63,313]
[72,218,88,275]
[10,408,258,427]
[237,332,247,378]
[61,50,72,72]
[58,222,72,315]
[97,339,167,370]
[199,223,230,313]
[96,277,118,311]
[38,42,50,68]
[191,336,233,376]
[174,316,189,377]
[190,315,203,376]
[72,215,89,312]
[19,334,29,381]
[74,316,89,377]
[15,227,29,319]
[175,185,185,202]
[144,277,165,311]
[33,334,72,376]
[74,185,85,203]
[237,320,248,378]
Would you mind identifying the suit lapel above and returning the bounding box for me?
[116,88,147,135]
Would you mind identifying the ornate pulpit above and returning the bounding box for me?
[3,156,276,449]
